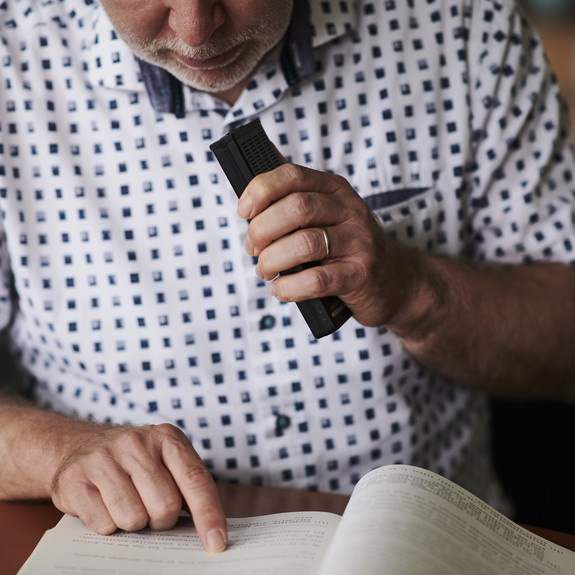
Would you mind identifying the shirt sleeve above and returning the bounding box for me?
[464,0,575,266]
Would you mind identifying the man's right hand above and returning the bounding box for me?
[50,422,228,553]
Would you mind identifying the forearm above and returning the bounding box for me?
[0,398,107,500]
[391,256,575,401]
[239,164,575,400]
[0,398,228,550]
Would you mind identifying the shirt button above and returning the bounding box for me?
[259,314,276,330]
[275,413,291,435]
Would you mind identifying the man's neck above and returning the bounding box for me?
[206,77,252,107]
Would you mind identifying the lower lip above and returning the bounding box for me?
[174,45,242,70]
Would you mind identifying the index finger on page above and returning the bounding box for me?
[161,429,228,553]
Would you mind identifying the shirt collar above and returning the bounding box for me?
[282,0,359,85]
[87,0,358,116]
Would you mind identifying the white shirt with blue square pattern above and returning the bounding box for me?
[0,0,573,508]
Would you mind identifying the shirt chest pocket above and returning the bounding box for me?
[361,185,455,254]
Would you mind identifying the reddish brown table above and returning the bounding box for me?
[1,483,573,575]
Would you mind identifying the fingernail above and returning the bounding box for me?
[206,528,227,553]
[237,196,253,219]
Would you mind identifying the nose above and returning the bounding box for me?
[167,1,226,47]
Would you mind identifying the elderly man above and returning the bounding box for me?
[0,0,574,553]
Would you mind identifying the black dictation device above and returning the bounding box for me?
[209,119,352,339]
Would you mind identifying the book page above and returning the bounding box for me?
[18,511,339,575]
[317,465,575,575]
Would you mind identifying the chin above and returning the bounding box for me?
[168,60,252,94]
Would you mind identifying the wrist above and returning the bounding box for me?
[383,251,453,344]
[0,402,96,499]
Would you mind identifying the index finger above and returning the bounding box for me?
[160,427,228,553]
[237,163,344,221]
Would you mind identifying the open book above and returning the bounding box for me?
[18,464,575,575]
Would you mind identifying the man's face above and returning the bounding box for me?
[100,0,294,100]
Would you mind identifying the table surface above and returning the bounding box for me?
[1,483,573,575]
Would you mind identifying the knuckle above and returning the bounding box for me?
[331,172,345,184]
[89,520,118,536]
[298,228,321,260]
[160,494,184,518]
[291,192,314,221]
[353,261,371,288]
[148,497,182,529]
[154,422,185,441]
[280,162,305,184]
[75,504,119,535]
[256,249,272,274]
[309,267,331,296]
[180,464,215,493]
[333,172,352,191]
[51,459,78,492]
[87,448,124,476]
[113,429,148,455]
[248,219,266,246]
[250,173,275,203]
[154,424,191,453]
[271,278,288,301]
[51,469,86,509]
[116,511,149,533]
[52,467,85,500]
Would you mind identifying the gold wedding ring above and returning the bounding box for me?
[321,227,331,260]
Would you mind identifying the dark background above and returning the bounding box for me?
[491,398,575,534]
